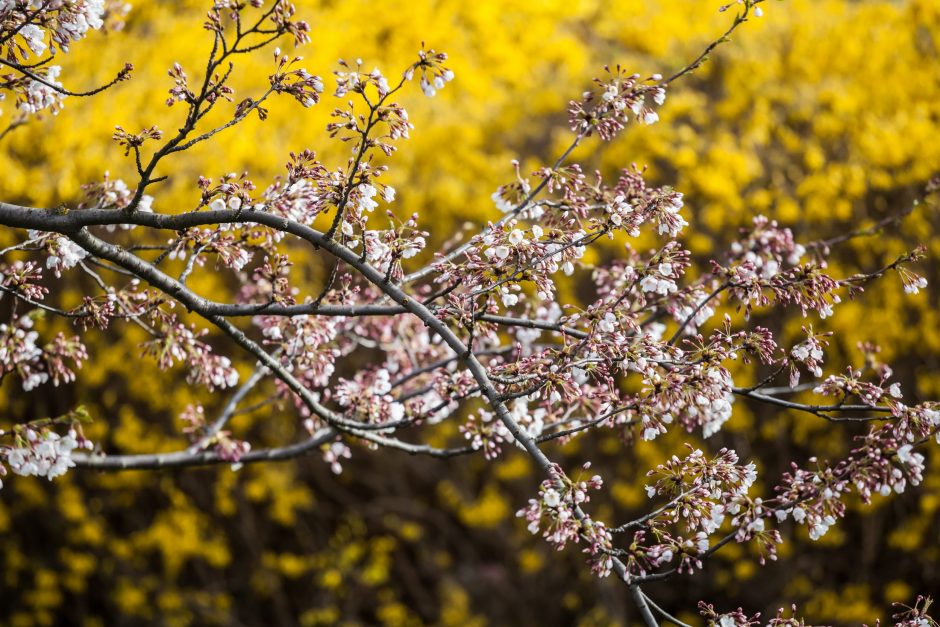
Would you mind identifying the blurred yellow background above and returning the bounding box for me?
[1,0,939,625]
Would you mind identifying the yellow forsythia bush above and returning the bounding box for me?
[1,0,939,624]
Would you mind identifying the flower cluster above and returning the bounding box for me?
[179,404,251,463]
[262,177,323,224]
[489,161,532,214]
[351,214,427,282]
[0,315,87,392]
[112,124,162,154]
[334,368,407,426]
[568,66,668,140]
[26,229,88,276]
[165,61,194,107]
[635,359,737,441]
[459,408,511,459]
[516,464,614,576]
[404,46,454,97]
[898,265,929,295]
[80,171,154,215]
[787,325,830,387]
[16,66,64,115]
[2,427,91,486]
[257,311,341,413]
[270,49,323,108]
[141,319,239,391]
[447,218,590,307]
[707,215,841,318]
[624,447,776,574]
[773,402,939,543]
[893,596,940,627]
[668,287,717,335]
[246,254,296,304]
[334,60,392,98]
[811,367,897,407]
[0,260,48,302]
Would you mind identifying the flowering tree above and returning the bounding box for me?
[1,0,938,624]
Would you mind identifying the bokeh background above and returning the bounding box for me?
[2,0,940,625]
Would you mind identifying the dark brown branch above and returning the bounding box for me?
[73,429,336,470]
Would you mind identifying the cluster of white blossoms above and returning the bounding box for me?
[355,183,380,213]
[3,429,91,485]
[656,194,688,236]
[341,183,396,244]
[515,302,562,348]
[904,275,929,295]
[5,0,107,52]
[639,262,678,295]
[0,317,45,391]
[54,0,107,45]
[731,242,805,281]
[596,311,618,334]
[321,440,352,475]
[548,233,587,279]
[507,397,546,440]
[600,79,665,124]
[4,0,112,115]
[696,368,736,438]
[267,179,320,224]
[333,368,407,425]
[204,354,239,390]
[19,23,47,55]
[27,230,88,275]
[18,65,64,115]
[790,340,824,377]
[806,511,839,541]
[419,68,454,97]
[46,235,87,270]
[605,195,641,235]
[672,288,717,332]
[83,173,154,220]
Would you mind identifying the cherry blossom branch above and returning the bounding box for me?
[166,86,277,155]
[735,388,894,419]
[808,195,923,251]
[641,589,693,627]
[666,282,729,345]
[630,584,660,627]
[4,3,935,620]
[73,428,336,469]
[0,56,132,97]
[186,362,270,454]
[634,530,739,584]
[125,7,314,211]
[660,0,765,86]
[54,230,409,439]
[0,283,79,317]
[0,206,612,476]
[475,313,588,339]
[402,129,588,286]
[613,489,692,533]
[27,196,641,585]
